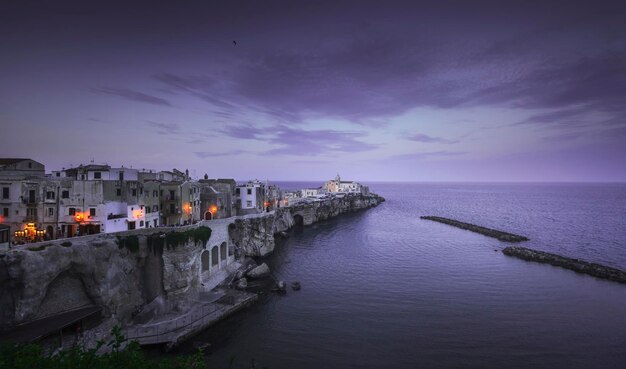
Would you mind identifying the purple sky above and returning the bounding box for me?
[1,0,625,182]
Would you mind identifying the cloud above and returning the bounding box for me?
[262,125,379,156]
[153,73,234,109]
[406,133,459,144]
[391,151,467,161]
[219,124,265,140]
[194,150,249,158]
[146,121,180,135]
[91,87,172,106]
[471,52,626,126]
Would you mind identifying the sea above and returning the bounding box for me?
[179,182,626,369]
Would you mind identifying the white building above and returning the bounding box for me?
[323,174,368,194]
[236,180,265,215]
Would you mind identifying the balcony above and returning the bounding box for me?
[23,215,38,223]
[22,197,41,205]
[164,194,179,201]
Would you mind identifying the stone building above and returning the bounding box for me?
[160,181,182,226]
[323,173,369,195]
[0,158,48,242]
[235,180,266,215]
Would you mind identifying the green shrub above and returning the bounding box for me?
[0,326,207,369]
[148,227,212,251]
[116,235,140,253]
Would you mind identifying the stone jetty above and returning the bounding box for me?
[503,246,626,284]
[420,216,529,242]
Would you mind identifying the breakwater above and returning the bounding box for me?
[420,216,529,242]
[0,193,384,347]
[503,246,626,284]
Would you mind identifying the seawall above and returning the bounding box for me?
[503,246,626,284]
[421,216,529,242]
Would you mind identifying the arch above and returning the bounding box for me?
[46,225,54,238]
[220,242,227,260]
[36,270,93,319]
[211,246,219,266]
[204,211,213,220]
[201,250,210,272]
[293,213,304,226]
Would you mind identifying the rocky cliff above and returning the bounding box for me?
[231,193,385,257]
[0,192,384,340]
[0,227,212,329]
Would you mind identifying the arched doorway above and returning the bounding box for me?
[293,214,304,226]
[201,250,210,272]
[204,211,213,220]
[220,242,227,261]
[211,246,219,267]
[46,225,54,239]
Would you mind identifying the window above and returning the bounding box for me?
[116,188,121,196]
[27,208,37,218]
[90,208,96,217]
[28,190,36,203]
[153,190,158,197]
[153,205,158,212]
[69,208,76,216]
[119,172,124,181]
[46,191,55,200]
[80,174,86,180]
[2,187,9,199]
[246,201,252,207]
[2,208,8,217]
[28,162,32,168]
[128,221,135,230]
[236,188,240,195]
[62,190,69,199]
[247,188,252,195]
[94,172,101,179]
[132,189,137,196]
[47,208,54,216]
[169,190,175,199]
[169,204,175,213]
[140,221,144,227]
[56,172,60,177]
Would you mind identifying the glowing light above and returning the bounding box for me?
[132,209,144,219]
[183,203,192,214]
[209,205,218,214]
[74,212,84,222]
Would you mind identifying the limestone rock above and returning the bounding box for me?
[247,263,270,279]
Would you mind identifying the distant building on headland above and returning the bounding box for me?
[323,174,369,195]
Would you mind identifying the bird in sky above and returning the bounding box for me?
[233,40,237,45]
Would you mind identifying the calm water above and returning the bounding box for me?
[191,183,626,369]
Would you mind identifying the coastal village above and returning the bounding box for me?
[0,157,383,350]
[0,158,369,248]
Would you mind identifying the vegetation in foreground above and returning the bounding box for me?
[0,327,207,369]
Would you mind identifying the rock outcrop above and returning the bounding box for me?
[0,226,214,330]
[247,263,270,279]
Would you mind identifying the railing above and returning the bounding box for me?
[22,197,40,205]
[125,294,253,345]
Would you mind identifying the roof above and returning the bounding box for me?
[0,158,30,165]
